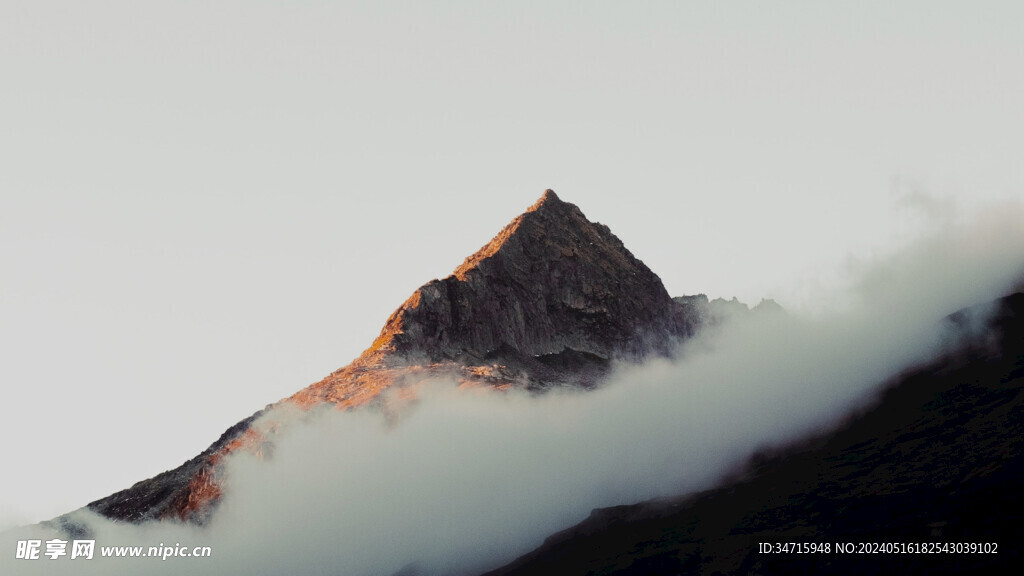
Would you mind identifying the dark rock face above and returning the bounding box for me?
[84,189,697,524]
[292,190,696,406]
[482,292,1024,576]
[376,190,691,363]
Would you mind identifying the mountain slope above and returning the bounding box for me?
[84,190,696,524]
[483,293,1024,575]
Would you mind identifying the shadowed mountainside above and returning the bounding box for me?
[482,292,1024,575]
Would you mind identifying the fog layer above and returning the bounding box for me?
[4,202,1023,576]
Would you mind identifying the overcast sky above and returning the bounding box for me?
[2,1,1023,527]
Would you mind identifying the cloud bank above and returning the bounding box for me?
[4,201,1024,576]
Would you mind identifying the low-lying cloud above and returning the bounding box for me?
[4,201,1024,576]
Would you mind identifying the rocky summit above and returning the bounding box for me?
[84,190,699,524]
[290,189,696,409]
[378,189,688,363]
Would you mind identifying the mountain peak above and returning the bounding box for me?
[363,190,690,366]
[286,189,695,408]
[85,189,698,525]
[530,188,562,210]
[453,189,573,281]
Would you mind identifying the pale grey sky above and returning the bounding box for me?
[2,1,1022,526]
